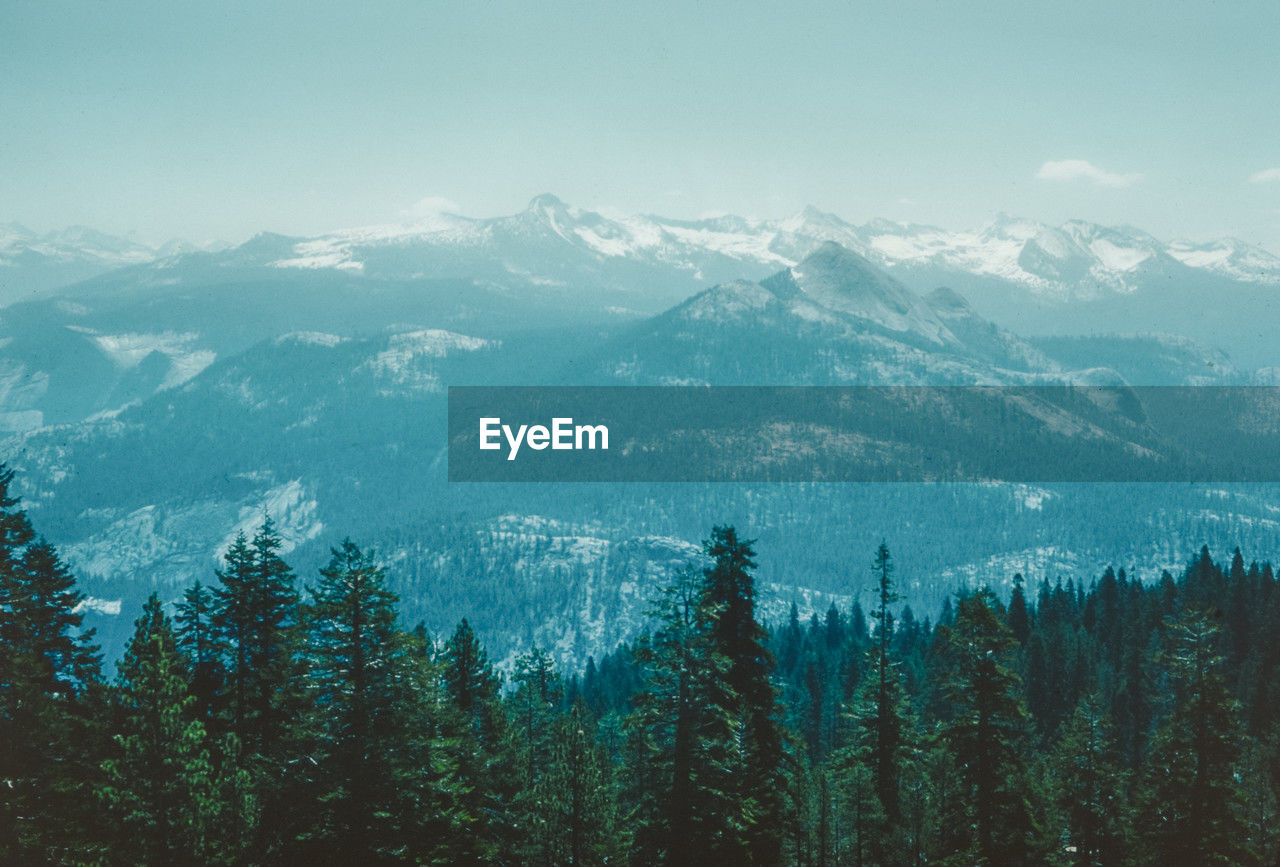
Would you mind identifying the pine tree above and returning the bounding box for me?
[175,580,223,722]
[0,464,102,861]
[97,595,254,865]
[528,701,624,864]
[243,520,302,753]
[211,519,301,757]
[868,542,904,823]
[509,647,565,863]
[213,531,255,740]
[293,539,409,862]
[831,543,917,864]
[441,616,514,862]
[510,647,563,787]
[1138,607,1253,864]
[1051,694,1130,866]
[938,588,1037,865]
[702,525,790,864]
[1008,573,1031,646]
[626,565,738,865]
[392,625,471,864]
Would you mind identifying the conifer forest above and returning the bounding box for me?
[4,460,1280,865]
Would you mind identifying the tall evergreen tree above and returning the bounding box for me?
[175,580,223,722]
[509,647,565,863]
[867,542,904,824]
[1138,607,1252,864]
[830,543,917,865]
[1051,694,1130,866]
[702,526,790,864]
[392,625,471,864]
[211,519,301,757]
[528,701,624,864]
[293,540,411,862]
[97,595,253,865]
[0,464,102,861]
[213,532,255,740]
[441,617,514,863]
[938,588,1038,865]
[626,565,739,865]
[1007,573,1031,646]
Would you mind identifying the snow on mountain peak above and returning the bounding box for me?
[523,193,579,236]
[980,213,1044,242]
[779,205,851,234]
[112,193,1280,302]
[1166,237,1280,283]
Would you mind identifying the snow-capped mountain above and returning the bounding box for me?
[117,193,1272,366]
[6,240,1268,669]
[586,243,1125,387]
[9,194,1280,367]
[0,223,155,268]
[11,197,1280,311]
[1165,237,1280,285]
[255,197,1280,297]
[0,222,227,304]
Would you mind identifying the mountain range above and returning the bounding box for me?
[5,217,1280,669]
[0,222,229,304]
[257,195,1280,300]
[9,194,1279,367]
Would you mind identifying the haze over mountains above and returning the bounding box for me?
[3,195,1280,666]
[8,194,1280,365]
[0,223,229,303]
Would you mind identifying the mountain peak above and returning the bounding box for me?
[788,242,955,345]
[797,240,880,274]
[527,192,569,212]
[979,212,1043,241]
[795,205,848,226]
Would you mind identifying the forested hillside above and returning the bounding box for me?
[4,460,1279,865]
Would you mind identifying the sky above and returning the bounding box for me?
[2,0,1279,250]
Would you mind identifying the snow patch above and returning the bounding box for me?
[74,597,122,616]
[276,331,348,347]
[1089,239,1151,272]
[270,237,365,272]
[83,330,215,389]
[216,480,323,559]
[365,329,496,388]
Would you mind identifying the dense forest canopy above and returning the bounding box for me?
[3,461,1279,864]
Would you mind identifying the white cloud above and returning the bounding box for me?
[1250,168,1280,184]
[1036,159,1142,188]
[404,196,461,218]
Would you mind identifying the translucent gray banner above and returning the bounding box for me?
[447,386,1280,483]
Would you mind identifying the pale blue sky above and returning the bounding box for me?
[2,0,1279,249]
